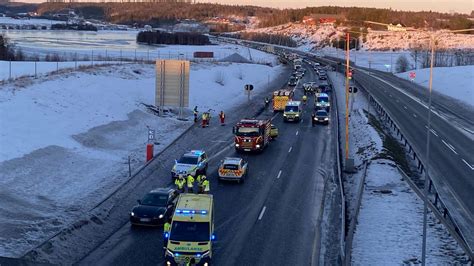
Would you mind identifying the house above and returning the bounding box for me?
[319,18,337,26]
[302,16,317,25]
[387,23,407,32]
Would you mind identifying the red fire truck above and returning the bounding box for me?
[233,119,271,152]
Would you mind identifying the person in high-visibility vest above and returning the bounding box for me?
[187,174,195,193]
[175,175,185,193]
[202,176,210,194]
[163,219,171,249]
[197,174,206,193]
[219,111,225,126]
[302,95,307,105]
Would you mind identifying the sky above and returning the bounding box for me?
[200,0,473,14]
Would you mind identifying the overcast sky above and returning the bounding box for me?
[199,0,472,14]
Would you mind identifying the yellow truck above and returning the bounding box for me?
[272,89,294,112]
[164,194,214,266]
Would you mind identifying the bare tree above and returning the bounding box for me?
[395,55,409,73]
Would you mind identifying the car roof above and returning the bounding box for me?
[316,110,328,114]
[317,93,329,97]
[222,157,242,164]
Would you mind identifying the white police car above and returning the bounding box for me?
[171,150,208,179]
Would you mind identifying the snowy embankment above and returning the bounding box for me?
[396,65,474,107]
[329,71,467,264]
[0,60,119,82]
[0,59,284,256]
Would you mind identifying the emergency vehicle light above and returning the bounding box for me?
[176,209,208,215]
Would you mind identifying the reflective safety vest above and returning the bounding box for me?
[202,180,210,192]
[197,175,206,184]
[187,175,195,187]
[164,222,171,233]
[175,178,185,189]
[219,112,225,119]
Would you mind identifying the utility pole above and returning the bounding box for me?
[345,32,350,161]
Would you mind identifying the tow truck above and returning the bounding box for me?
[233,119,271,152]
[164,194,214,266]
[273,89,294,112]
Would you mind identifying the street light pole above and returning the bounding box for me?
[345,32,350,160]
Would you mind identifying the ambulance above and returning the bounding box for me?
[165,194,215,266]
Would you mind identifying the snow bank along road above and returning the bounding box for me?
[23,63,339,264]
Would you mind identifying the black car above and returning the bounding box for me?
[288,77,298,86]
[130,188,178,226]
[313,109,330,125]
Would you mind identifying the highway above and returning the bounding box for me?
[77,63,339,265]
[352,68,474,249]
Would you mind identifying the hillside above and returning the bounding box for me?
[34,2,473,30]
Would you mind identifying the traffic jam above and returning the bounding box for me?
[129,53,332,266]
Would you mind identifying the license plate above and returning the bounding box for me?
[244,149,251,151]
[140,218,151,222]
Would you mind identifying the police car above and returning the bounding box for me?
[171,150,208,179]
[218,157,248,183]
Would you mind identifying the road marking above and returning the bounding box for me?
[277,170,282,179]
[404,106,408,110]
[271,113,279,121]
[413,114,417,118]
[442,140,458,155]
[430,129,439,137]
[396,99,399,103]
[301,119,303,123]
[288,147,293,153]
[462,159,474,170]
[209,143,234,160]
[389,94,392,97]
[296,130,299,136]
[258,206,267,220]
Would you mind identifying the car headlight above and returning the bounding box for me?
[131,212,135,216]
[324,118,329,121]
[235,143,240,147]
[256,144,261,148]
[159,214,164,219]
[295,114,299,117]
[283,114,287,117]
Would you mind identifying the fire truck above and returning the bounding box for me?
[273,89,294,112]
[233,119,271,152]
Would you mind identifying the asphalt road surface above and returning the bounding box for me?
[79,63,336,265]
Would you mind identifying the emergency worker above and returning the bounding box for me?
[175,175,185,193]
[187,174,195,193]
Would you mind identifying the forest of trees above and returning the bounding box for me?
[35,2,473,32]
[225,32,297,47]
[137,31,210,45]
[0,35,15,61]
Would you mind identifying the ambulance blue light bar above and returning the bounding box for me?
[176,209,208,215]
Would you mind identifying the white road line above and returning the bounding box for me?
[296,130,299,136]
[277,170,282,179]
[462,159,474,170]
[396,99,399,103]
[442,140,458,155]
[404,106,408,110]
[430,129,439,137]
[271,113,279,121]
[288,147,293,153]
[389,94,392,97]
[258,206,267,220]
[301,119,303,123]
[413,114,417,118]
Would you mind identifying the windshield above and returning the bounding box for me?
[170,221,210,242]
[285,106,299,112]
[236,127,260,137]
[141,193,168,207]
[316,111,328,116]
[317,96,329,103]
[224,164,239,170]
[177,156,198,165]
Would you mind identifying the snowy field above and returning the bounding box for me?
[0,17,65,27]
[0,60,120,82]
[396,65,474,107]
[0,58,284,256]
[329,71,467,264]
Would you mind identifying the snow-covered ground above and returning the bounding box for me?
[0,60,119,82]
[0,17,65,27]
[0,58,284,256]
[329,71,468,264]
[396,65,474,107]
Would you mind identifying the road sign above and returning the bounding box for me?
[409,71,416,81]
[156,60,190,118]
[148,129,155,142]
[244,84,254,91]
